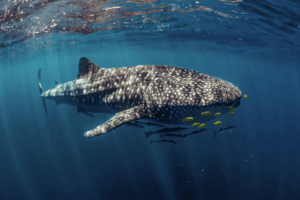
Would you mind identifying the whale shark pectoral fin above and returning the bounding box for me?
[84,106,146,138]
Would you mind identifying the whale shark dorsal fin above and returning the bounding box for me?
[55,81,60,87]
[77,57,102,79]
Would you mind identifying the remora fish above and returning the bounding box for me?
[145,127,188,138]
[214,126,237,138]
[134,121,165,127]
[38,57,242,137]
[125,121,145,128]
[160,133,186,138]
[150,139,177,144]
[185,129,207,137]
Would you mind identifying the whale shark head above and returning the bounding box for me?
[202,77,242,108]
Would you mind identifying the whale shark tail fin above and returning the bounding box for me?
[38,68,48,116]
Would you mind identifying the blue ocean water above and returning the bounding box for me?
[0,0,300,199]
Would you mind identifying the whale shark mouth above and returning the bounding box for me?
[208,97,241,108]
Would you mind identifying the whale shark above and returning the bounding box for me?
[38,57,242,138]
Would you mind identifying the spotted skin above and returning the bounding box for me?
[39,57,242,137]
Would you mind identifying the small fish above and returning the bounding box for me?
[213,112,221,117]
[198,124,206,128]
[192,122,200,126]
[230,108,236,112]
[73,97,77,100]
[244,94,247,98]
[183,117,193,122]
[229,106,233,109]
[150,139,177,144]
[217,107,221,110]
[228,112,234,117]
[213,121,222,125]
[201,111,211,116]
